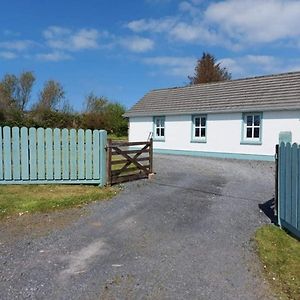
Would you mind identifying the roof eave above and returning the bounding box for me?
[124,106,300,118]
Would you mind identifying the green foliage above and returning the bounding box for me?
[0,71,128,136]
[189,52,231,84]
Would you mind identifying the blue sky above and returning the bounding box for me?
[1,0,300,110]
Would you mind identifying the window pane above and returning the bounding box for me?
[201,117,206,127]
[195,128,200,137]
[254,115,260,126]
[161,128,165,137]
[156,128,160,136]
[246,128,252,138]
[194,117,200,127]
[161,118,165,127]
[254,127,260,138]
[247,115,253,126]
[201,128,206,137]
[156,118,160,127]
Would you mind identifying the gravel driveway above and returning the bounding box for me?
[0,155,276,300]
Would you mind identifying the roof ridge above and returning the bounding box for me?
[149,70,300,93]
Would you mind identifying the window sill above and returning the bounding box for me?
[153,138,165,142]
[240,140,262,145]
[191,139,207,144]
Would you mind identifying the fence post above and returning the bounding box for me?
[99,130,107,187]
[275,144,279,218]
[149,138,153,174]
[106,138,112,186]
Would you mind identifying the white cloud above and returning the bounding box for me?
[121,36,154,52]
[0,40,34,51]
[127,0,300,50]
[127,17,177,33]
[43,26,100,51]
[36,51,72,62]
[219,54,300,77]
[143,56,196,76]
[0,51,17,59]
[205,0,300,45]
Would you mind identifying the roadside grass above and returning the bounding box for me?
[0,185,118,219]
[108,134,128,141]
[255,225,300,300]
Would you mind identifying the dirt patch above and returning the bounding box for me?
[0,206,89,244]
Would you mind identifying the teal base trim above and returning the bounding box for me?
[154,148,275,161]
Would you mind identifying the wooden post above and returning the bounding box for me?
[106,139,112,186]
[149,138,153,174]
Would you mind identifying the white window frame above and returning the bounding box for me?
[153,116,165,141]
[191,115,207,143]
[242,112,262,144]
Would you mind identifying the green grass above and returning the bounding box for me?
[0,185,118,219]
[255,225,300,300]
[108,134,128,141]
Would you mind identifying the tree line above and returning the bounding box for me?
[0,52,230,135]
[0,72,128,136]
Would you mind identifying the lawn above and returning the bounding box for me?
[108,134,128,141]
[0,185,118,219]
[255,225,300,300]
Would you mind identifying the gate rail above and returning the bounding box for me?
[106,139,153,185]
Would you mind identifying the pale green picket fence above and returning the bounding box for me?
[278,141,300,238]
[0,126,107,186]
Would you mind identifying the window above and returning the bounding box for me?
[153,116,165,140]
[192,115,206,142]
[242,113,262,144]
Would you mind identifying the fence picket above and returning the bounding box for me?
[3,126,12,180]
[291,144,298,227]
[37,128,45,180]
[29,128,37,180]
[0,128,3,180]
[78,129,85,179]
[21,127,29,180]
[70,129,77,180]
[85,129,92,179]
[46,128,53,180]
[62,129,69,179]
[12,127,21,180]
[285,143,292,223]
[54,128,61,179]
[93,130,100,179]
[279,142,286,220]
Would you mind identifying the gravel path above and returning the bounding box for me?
[0,155,276,300]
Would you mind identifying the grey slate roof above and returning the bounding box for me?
[124,71,300,117]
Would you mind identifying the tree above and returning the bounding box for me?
[0,71,35,112]
[36,80,65,111]
[0,74,19,110]
[18,71,35,111]
[104,102,128,136]
[188,52,231,84]
[84,93,108,113]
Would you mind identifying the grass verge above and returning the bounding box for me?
[254,225,300,300]
[108,134,128,141]
[0,185,118,219]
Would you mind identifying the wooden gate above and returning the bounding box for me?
[106,139,153,185]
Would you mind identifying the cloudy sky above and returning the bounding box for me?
[1,0,300,110]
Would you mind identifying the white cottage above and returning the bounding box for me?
[124,71,300,161]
